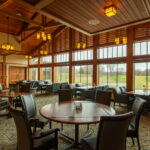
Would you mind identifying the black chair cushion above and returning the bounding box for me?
[34,132,56,150]
[81,136,96,150]
[127,124,136,137]
[120,87,126,94]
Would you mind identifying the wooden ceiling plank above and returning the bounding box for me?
[20,27,41,43]
[18,12,39,35]
[34,0,55,10]
[12,0,91,36]
[0,0,13,9]
[53,26,67,37]
[0,9,43,27]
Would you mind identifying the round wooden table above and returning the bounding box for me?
[40,101,115,150]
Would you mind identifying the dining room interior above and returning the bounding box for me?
[0,0,150,150]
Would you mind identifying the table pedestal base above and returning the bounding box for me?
[61,124,92,150]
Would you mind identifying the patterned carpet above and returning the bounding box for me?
[0,94,150,150]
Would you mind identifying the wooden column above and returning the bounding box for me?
[52,36,55,82]
[93,35,99,86]
[38,52,41,80]
[127,27,134,90]
[69,28,73,83]
[2,55,7,89]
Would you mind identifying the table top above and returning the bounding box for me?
[40,101,115,125]
[0,92,28,98]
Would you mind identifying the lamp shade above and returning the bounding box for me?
[77,43,81,49]
[123,37,127,44]
[82,43,86,49]
[115,37,120,45]
[40,51,44,55]
[104,5,117,17]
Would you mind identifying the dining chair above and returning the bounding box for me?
[58,89,72,130]
[95,90,112,106]
[21,94,51,133]
[9,106,59,150]
[81,112,134,150]
[127,97,145,150]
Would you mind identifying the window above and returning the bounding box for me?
[56,66,69,82]
[134,40,150,56]
[74,65,93,85]
[55,53,69,63]
[41,56,52,64]
[73,49,93,61]
[31,68,38,80]
[97,44,127,59]
[41,67,52,80]
[134,62,150,90]
[97,63,126,87]
[31,58,38,65]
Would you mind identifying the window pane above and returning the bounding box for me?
[108,64,117,87]
[141,42,147,55]
[98,64,107,85]
[31,68,38,80]
[31,58,38,65]
[108,47,113,58]
[41,56,52,64]
[103,48,107,58]
[148,41,150,55]
[41,67,52,80]
[118,64,126,87]
[134,42,140,56]
[55,53,69,62]
[123,45,127,57]
[113,46,117,57]
[118,45,122,57]
[134,63,146,89]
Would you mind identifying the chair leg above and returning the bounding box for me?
[137,136,141,150]
[61,123,63,130]
[87,124,89,131]
[131,137,135,145]
[49,121,52,129]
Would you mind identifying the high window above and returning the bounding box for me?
[97,63,126,87]
[134,62,150,90]
[74,65,93,85]
[41,56,52,64]
[56,66,69,82]
[97,45,126,59]
[134,41,150,56]
[31,58,38,65]
[31,68,38,80]
[72,49,93,61]
[55,53,69,63]
[41,67,52,80]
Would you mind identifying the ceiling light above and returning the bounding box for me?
[88,19,100,25]
[123,37,127,44]
[16,13,22,17]
[115,37,119,45]
[104,4,117,17]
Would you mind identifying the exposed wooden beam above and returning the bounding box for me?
[18,12,39,35]
[53,26,67,37]
[13,0,91,36]
[20,27,41,43]
[34,0,55,10]
[0,9,43,27]
[0,0,13,9]
[0,48,28,55]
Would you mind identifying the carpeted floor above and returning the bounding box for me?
[0,94,150,150]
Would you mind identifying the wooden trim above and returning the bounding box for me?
[127,27,134,90]
[2,56,6,89]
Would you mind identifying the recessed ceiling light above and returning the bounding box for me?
[16,13,22,17]
[88,19,100,25]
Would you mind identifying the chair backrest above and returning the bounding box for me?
[131,97,145,132]
[58,89,72,102]
[102,85,109,91]
[113,87,122,95]
[76,83,84,87]
[52,83,61,92]
[96,112,133,150]
[120,87,126,94]
[61,82,68,89]
[21,94,37,118]
[9,106,33,150]
[95,91,112,106]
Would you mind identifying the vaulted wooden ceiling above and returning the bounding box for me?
[0,0,150,55]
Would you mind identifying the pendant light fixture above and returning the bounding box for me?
[1,17,14,50]
[25,55,32,59]
[77,32,86,49]
[40,44,47,55]
[115,29,127,45]
[36,15,52,41]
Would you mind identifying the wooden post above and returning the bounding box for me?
[52,36,55,82]
[2,55,7,89]
[69,28,73,83]
[127,27,134,90]
[93,35,99,86]
[38,52,41,80]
